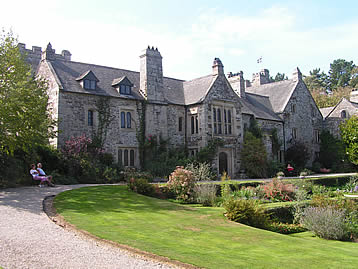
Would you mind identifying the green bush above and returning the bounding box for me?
[167,166,196,202]
[268,222,306,234]
[224,199,270,228]
[128,178,155,196]
[194,184,217,206]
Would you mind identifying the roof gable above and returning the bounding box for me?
[112,76,133,87]
[75,70,99,82]
[245,79,298,113]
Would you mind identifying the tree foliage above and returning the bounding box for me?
[0,30,55,154]
[285,141,309,169]
[328,59,355,90]
[340,115,358,165]
[304,59,356,108]
[241,131,268,178]
[319,130,345,169]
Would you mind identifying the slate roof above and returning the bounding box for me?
[245,79,298,113]
[242,93,282,121]
[183,75,215,105]
[320,106,334,119]
[48,59,185,102]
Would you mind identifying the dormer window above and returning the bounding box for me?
[112,76,133,96]
[76,70,99,90]
[120,84,131,95]
[84,79,96,90]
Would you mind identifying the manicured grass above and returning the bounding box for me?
[54,185,358,268]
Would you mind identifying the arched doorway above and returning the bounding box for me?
[219,152,228,175]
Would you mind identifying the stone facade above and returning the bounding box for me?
[23,42,326,177]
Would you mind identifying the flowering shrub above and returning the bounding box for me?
[167,166,196,202]
[301,206,348,240]
[62,134,92,158]
[194,184,217,206]
[268,222,306,234]
[185,162,214,181]
[262,178,295,202]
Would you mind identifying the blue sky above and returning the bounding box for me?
[2,0,358,80]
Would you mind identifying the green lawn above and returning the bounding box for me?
[54,185,358,268]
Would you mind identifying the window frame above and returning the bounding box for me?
[88,110,94,126]
[120,110,133,129]
[213,105,233,136]
[118,148,136,167]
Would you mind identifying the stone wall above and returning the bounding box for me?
[282,80,323,165]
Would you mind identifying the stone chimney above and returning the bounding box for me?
[252,69,270,86]
[350,89,358,103]
[41,43,55,61]
[139,46,164,102]
[292,67,302,81]
[61,50,72,61]
[228,71,246,98]
[212,58,224,76]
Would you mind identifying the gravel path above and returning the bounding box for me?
[0,185,175,269]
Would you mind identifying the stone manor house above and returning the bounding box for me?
[20,43,326,178]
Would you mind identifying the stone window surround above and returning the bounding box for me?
[291,103,296,114]
[84,106,97,127]
[188,106,200,136]
[118,147,137,167]
[188,147,199,157]
[119,107,135,130]
[211,102,235,136]
[178,116,184,132]
[292,127,297,140]
[314,129,320,143]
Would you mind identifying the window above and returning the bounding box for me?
[213,106,233,135]
[292,128,297,139]
[341,110,347,118]
[291,103,296,113]
[189,148,198,157]
[126,112,131,128]
[191,115,199,134]
[311,105,316,117]
[213,108,217,134]
[88,110,94,126]
[118,148,135,167]
[195,115,199,134]
[314,129,320,143]
[84,79,96,90]
[121,111,132,129]
[178,117,183,132]
[120,84,131,95]
[121,112,125,128]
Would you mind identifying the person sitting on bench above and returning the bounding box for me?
[29,164,54,187]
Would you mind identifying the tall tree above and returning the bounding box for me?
[328,59,355,90]
[304,68,328,91]
[0,30,55,154]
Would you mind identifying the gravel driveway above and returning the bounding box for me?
[0,185,175,269]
